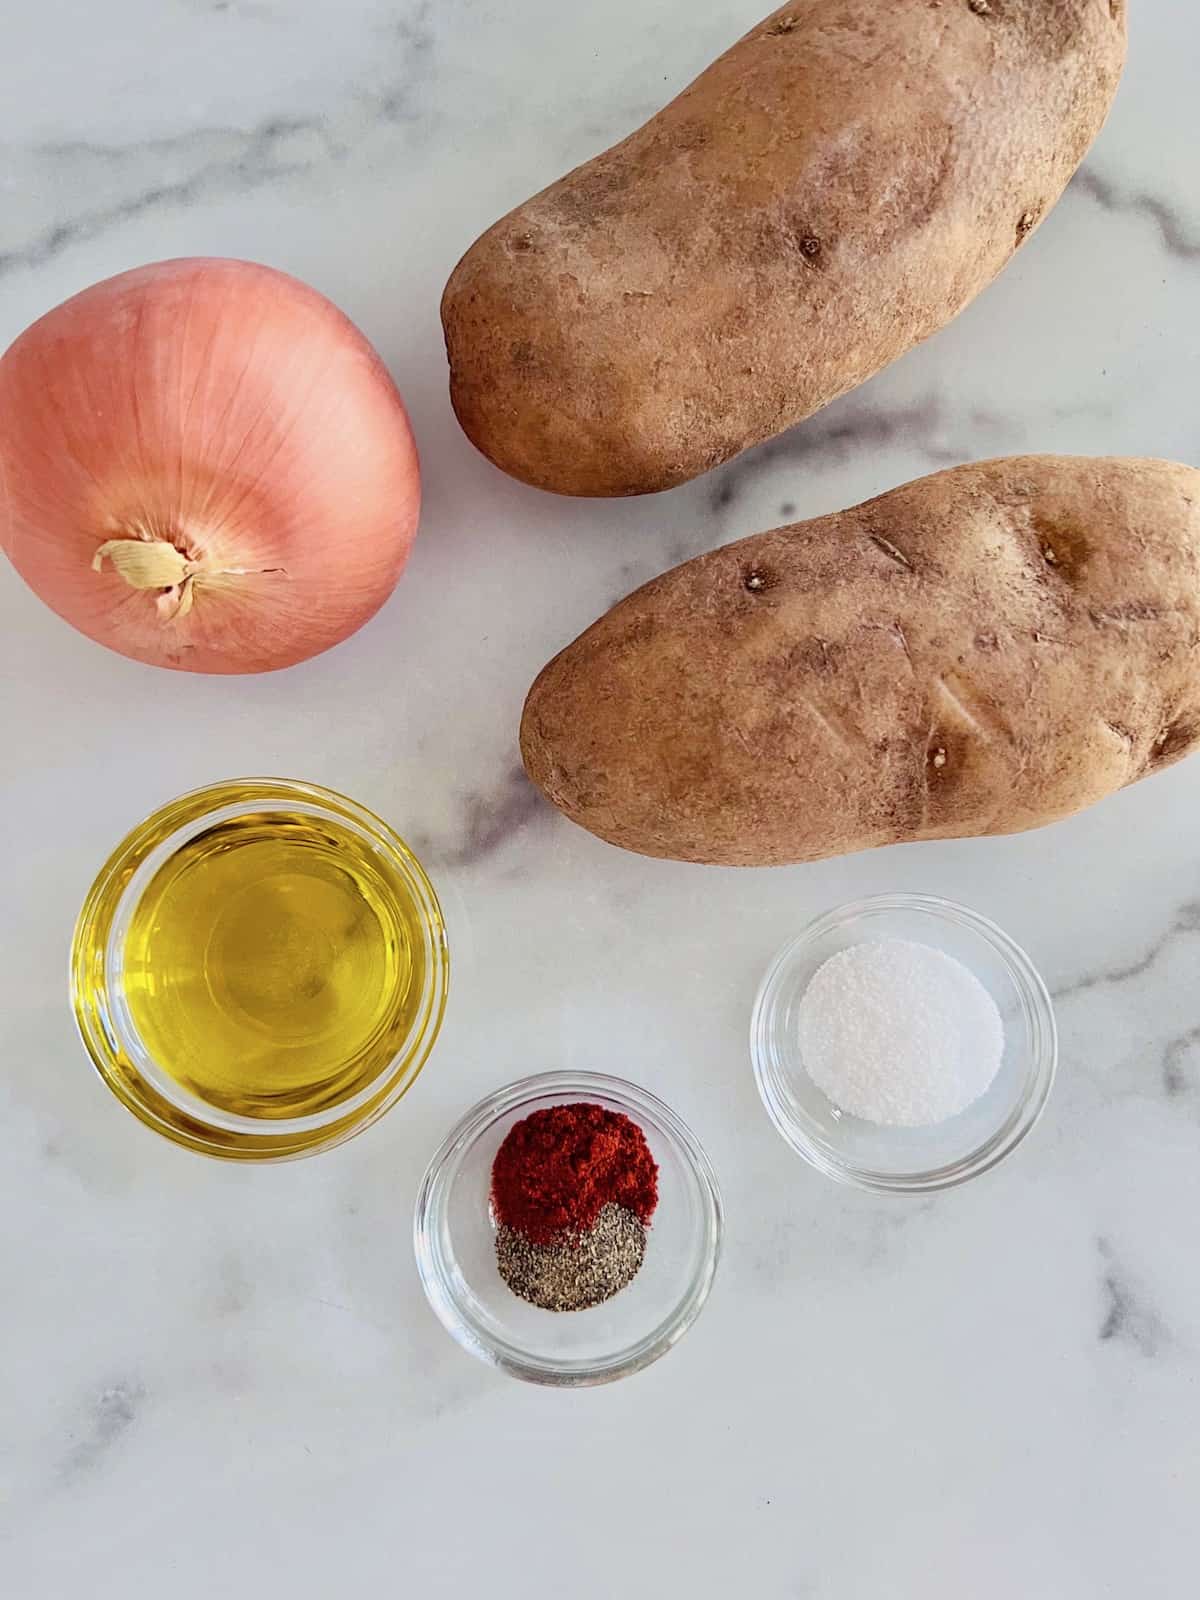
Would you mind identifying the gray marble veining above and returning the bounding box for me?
[1072,167,1200,263]
[1097,1237,1172,1357]
[2,3,1199,1597]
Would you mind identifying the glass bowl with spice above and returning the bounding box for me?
[751,894,1057,1194]
[414,1071,722,1386]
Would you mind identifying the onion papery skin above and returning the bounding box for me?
[0,258,421,673]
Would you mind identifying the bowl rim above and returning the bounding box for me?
[750,892,1058,1195]
[70,776,449,1162]
[413,1070,723,1387]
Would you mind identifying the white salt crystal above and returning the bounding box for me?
[798,938,1004,1128]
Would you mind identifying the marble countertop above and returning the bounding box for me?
[2,3,1198,1595]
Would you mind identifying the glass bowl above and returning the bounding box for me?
[414,1072,723,1386]
[71,778,448,1161]
[751,894,1056,1193]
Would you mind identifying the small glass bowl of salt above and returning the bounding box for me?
[751,894,1056,1193]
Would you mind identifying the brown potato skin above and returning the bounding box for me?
[442,1,1127,498]
[520,457,1200,866]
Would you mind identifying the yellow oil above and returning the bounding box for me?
[120,810,428,1121]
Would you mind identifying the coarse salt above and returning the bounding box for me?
[798,938,1004,1128]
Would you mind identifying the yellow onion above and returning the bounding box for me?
[0,258,420,672]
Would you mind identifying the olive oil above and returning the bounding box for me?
[74,781,447,1159]
[119,809,427,1120]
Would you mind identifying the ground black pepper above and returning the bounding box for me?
[495,1203,646,1312]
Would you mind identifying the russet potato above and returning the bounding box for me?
[521,457,1200,866]
[443,2,1127,496]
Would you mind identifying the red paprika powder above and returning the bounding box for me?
[491,1102,659,1246]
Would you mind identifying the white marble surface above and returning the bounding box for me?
[2,3,1199,1594]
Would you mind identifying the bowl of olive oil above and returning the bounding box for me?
[72,779,448,1159]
